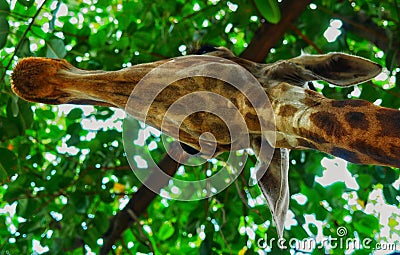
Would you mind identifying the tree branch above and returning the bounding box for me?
[319,6,400,65]
[100,142,186,255]
[240,0,312,62]
[290,24,323,54]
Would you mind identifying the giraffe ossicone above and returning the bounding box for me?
[11,47,399,237]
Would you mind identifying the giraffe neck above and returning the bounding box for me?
[270,83,400,167]
[11,57,261,154]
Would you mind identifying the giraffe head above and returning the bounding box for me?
[11,57,74,104]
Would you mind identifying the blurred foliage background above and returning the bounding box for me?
[0,0,399,254]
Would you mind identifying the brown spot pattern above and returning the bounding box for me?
[310,112,349,138]
[345,112,369,130]
[331,147,361,164]
[305,89,323,97]
[244,97,253,108]
[278,105,298,117]
[245,112,261,131]
[376,108,400,138]
[351,139,400,167]
[185,77,200,91]
[331,100,370,108]
[301,88,325,108]
[210,122,230,142]
[299,128,328,144]
[188,112,205,126]
[203,77,219,91]
[275,82,290,92]
[390,144,400,156]
[301,96,322,107]
[297,138,317,150]
[230,98,239,108]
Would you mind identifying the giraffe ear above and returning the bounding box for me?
[256,148,290,238]
[290,53,382,86]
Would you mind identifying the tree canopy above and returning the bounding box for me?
[0,0,399,254]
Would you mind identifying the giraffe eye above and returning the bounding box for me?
[195,45,218,55]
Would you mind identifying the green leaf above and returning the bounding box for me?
[0,117,20,140]
[96,130,120,144]
[314,204,328,221]
[46,38,66,58]
[352,249,373,255]
[67,108,83,120]
[303,173,315,187]
[10,97,19,117]
[30,26,47,39]
[353,211,379,235]
[89,28,108,48]
[17,0,34,7]
[15,38,31,57]
[357,188,370,202]
[40,125,64,140]
[19,218,44,234]
[383,185,399,205]
[66,122,82,135]
[142,12,154,27]
[123,1,144,16]
[0,0,9,15]
[156,221,175,241]
[94,211,110,234]
[0,148,18,175]
[308,223,318,235]
[16,198,38,218]
[35,108,56,120]
[374,167,397,185]
[0,16,9,49]
[199,236,212,255]
[0,162,7,183]
[137,243,152,253]
[290,225,308,239]
[45,174,65,193]
[248,206,268,224]
[83,227,100,249]
[385,48,397,71]
[90,107,114,120]
[70,192,90,214]
[356,174,373,189]
[99,189,114,203]
[8,99,34,132]
[254,0,281,24]
[360,84,379,102]
[97,0,110,8]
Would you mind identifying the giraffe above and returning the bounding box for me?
[10,47,400,236]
